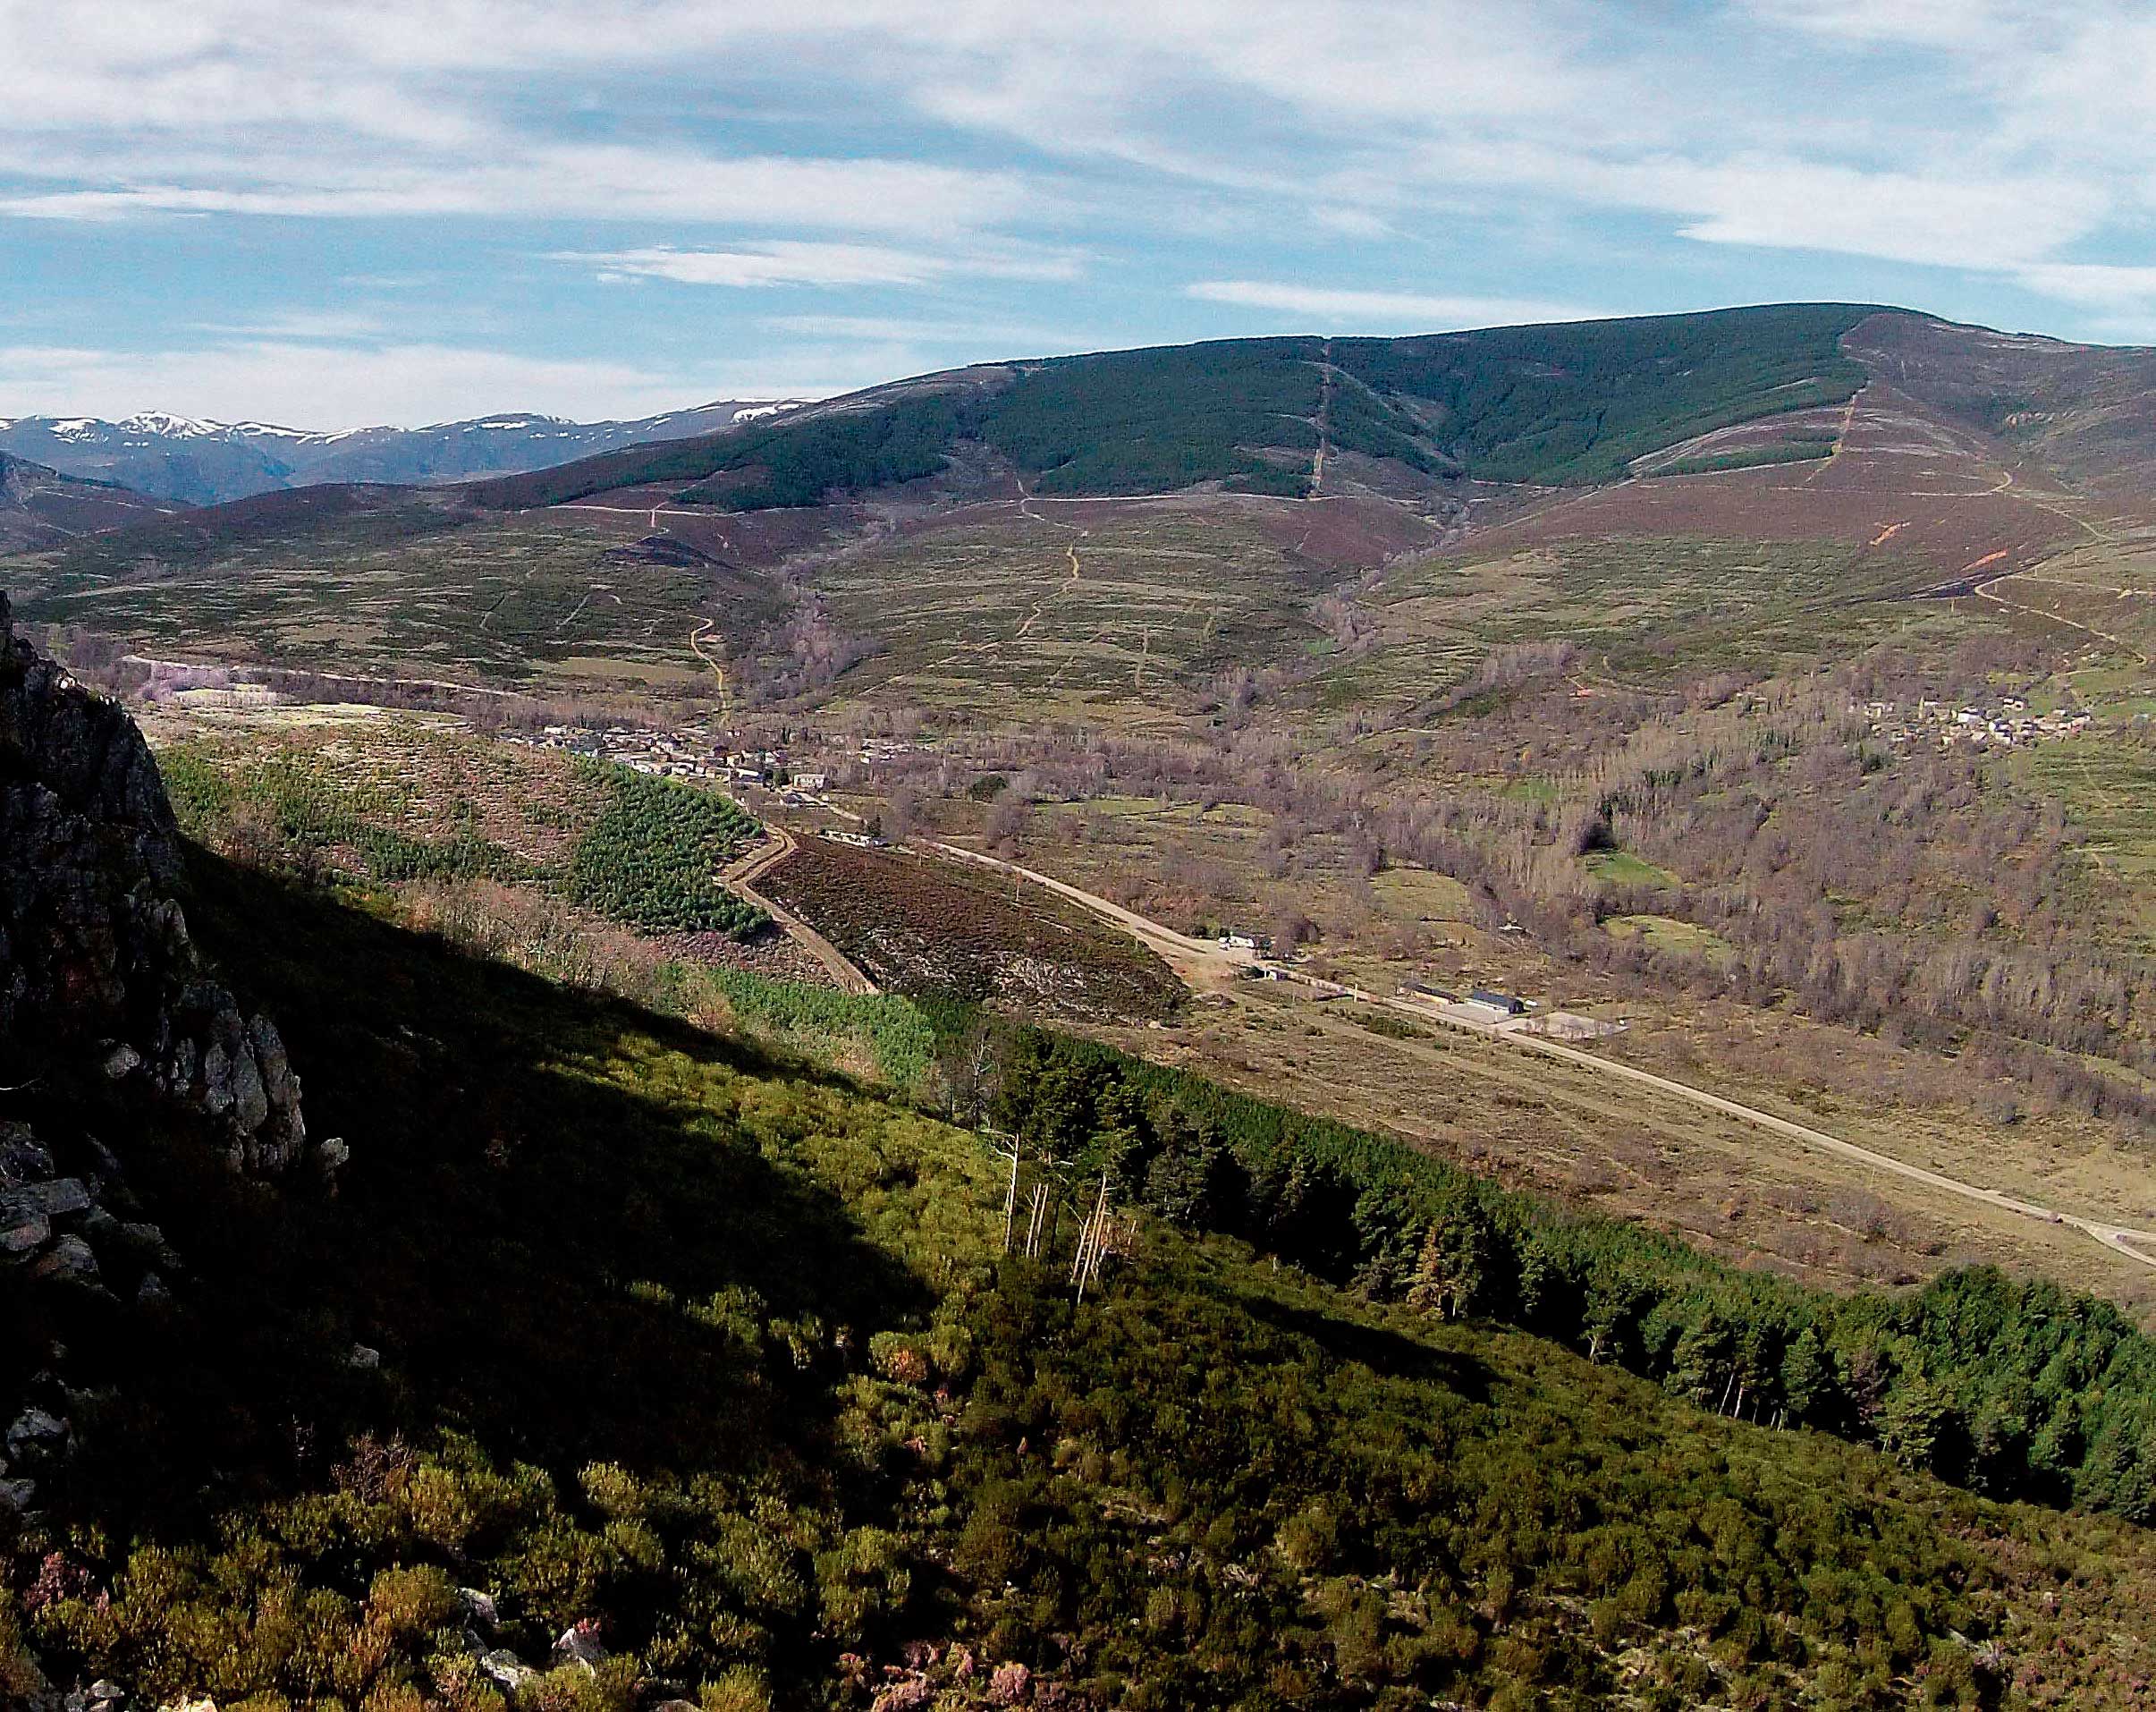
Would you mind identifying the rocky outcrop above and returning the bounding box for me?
[0,592,314,1174]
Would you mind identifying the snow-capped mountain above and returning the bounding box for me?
[0,400,801,506]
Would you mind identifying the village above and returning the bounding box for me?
[503,719,930,801]
[1858,694,2092,749]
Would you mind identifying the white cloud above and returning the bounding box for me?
[757,313,1079,349]
[571,243,946,289]
[0,149,1025,233]
[1187,281,1597,329]
[0,341,792,429]
[1650,159,2106,272]
[2012,263,2156,313]
[190,309,390,340]
[561,240,1080,289]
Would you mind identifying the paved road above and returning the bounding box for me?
[923,836,2156,1270]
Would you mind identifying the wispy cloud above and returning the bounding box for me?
[1188,281,1598,329]
[6,0,2156,425]
[562,241,1080,290]
[0,340,773,429]
[0,146,1027,233]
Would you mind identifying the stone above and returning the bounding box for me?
[5,1407,64,1458]
[0,1208,51,1257]
[346,1343,381,1370]
[457,1587,499,1629]
[0,1477,36,1511]
[199,1043,233,1115]
[478,1650,537,1691]
[135,1272,171,1307]
[555,1622,605,1666]
[12,1178,90,1217]
[30,1234,98,1284]
[0,595,316,1174]
[0,1128,54,1185]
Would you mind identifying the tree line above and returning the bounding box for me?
[981,1023,2156,1522]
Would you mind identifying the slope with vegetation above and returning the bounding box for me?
[10,845,2156,1709]
[16,637,2156,1704]
[469,305,1890,513]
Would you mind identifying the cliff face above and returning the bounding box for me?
[0,592,313,1174]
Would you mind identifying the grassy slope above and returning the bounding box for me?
[9,852,2156,1708]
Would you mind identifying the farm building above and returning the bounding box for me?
[1218,930,1272,953]
[1467,988,1526,1016]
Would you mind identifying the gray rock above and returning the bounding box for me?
[0,1477,35,1512]
[554,1623,605,1667]
[5,1407,64,1458]
[457,1587,499,1629]
[30,1234,97,1284]
[0,1132,55,1186]
[12,1178,90,1217]
[0,1208,51,1257]
[0,594,317,1175]
[199,1043,233,1115]
[346,1343,381,1370]
[478,1650,537,1691]
[135,1272,171,1307]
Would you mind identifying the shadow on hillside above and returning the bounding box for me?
[55,848,934,1535]
[1235,1290,1493,1403]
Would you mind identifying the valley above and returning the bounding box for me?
[20,302,2156,1708]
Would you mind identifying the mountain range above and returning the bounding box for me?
[0,399,801,508]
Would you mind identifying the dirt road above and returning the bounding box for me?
[724,826,878,996]
[925,836,2156,1270]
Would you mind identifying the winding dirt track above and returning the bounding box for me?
[723,826,878,996]
[925,838,2156,1270]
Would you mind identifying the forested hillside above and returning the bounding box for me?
[12,847,2156,1710]
[469,304,1890,512]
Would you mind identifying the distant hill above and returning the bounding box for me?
[0,401,803,506]
[18,301,2156,703]
[0,451,175,552]
[473,303,1887,511]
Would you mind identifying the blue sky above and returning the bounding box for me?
[3,0,2154,428]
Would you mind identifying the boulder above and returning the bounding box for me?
[554,1621,605,1667]
[13,1178,90,1218]
[0,1208,51,1258]
[478,1650,537,1691]
[5,1407,65,1459]
[30,1235,98,1284]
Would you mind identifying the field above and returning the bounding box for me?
[11,496,790,691]
[758,834,1186,1021]
[808,498,1360,719]
[2021,736,2156,948]
[1338,534,1954,713]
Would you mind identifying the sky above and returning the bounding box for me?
[3,0,2155,428]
